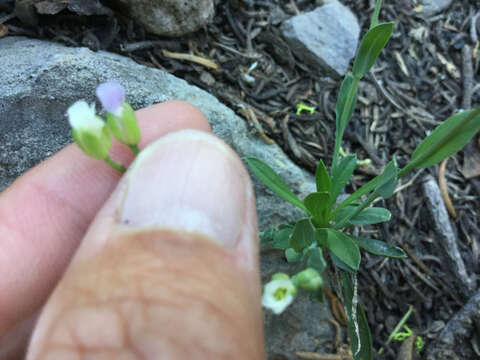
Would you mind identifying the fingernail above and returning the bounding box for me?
[119,130,248,248]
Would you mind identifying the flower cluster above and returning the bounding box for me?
[262,268,322,315]
[66,81,141,171]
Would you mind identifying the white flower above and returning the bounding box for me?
[262,278,297,315]
[67,101,104,136]
[67,100,112,160]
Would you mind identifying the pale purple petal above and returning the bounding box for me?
[96,81,125,114]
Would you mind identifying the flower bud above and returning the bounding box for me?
[106,102,141,145]
[67,101,112,160]
[262,276,297,315]
[292,268,323,291]
[96,81,141,146]
[96,81,125,116]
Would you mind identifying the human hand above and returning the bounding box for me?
[0,101,264,359]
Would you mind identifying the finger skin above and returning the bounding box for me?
[27,230,265,360]
[27,129,265,359]
[0,101,211,359]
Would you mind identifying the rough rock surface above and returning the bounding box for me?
[280,0,360,77]
[420,0,452,16]
[108,0,214,37]
[0,37,334,359]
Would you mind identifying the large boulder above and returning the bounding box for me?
[0,37,334,359]
[108,0,214,36]
[280,0,360,77]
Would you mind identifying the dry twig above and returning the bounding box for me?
[438,158,457,219]
[161,50,219,70]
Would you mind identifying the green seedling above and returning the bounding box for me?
[392,325,412,342]
[246,1,480,358]
[296,103,316,115]
[378,306,423,355]
[339,147,371,166]
[415,336,424,353]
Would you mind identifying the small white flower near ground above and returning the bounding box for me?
[262,278,297,315]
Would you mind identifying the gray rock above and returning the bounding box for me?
[0,37,334,358]
[422,176,475,298]
[108,0,214,36]
[261,252,334,359]
[280,0,360,77]
[15,0,113,26]
[420,0,452,16]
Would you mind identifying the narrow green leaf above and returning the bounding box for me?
[355,304,373,360]
[307,247,327,274]
[330,154,357,207]
[336,73,359,139]
[342,272,354,308]
[285,247,302,263]
[332,74,359,175]
[355,237,406,258]
[334,205,359,225]
[315,159,331,193]
[406,108,480,170]
[370,0,383,29]
[349,207,391,225]
[331,252,356,273]
[244,157,307,211]
[342,273,373,360]
[290,218,315,252]
[326,229,361,270]
[375,158,398,198]
[304,192,330,226]
[271,228,293,250]
[352,22,394,79]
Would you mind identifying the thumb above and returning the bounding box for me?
[27,130,264,360]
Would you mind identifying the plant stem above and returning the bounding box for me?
[378,305,413,354]
[332,76,360,174]
[105,157,126,172]
[129,144,140,156]
[329,175,381,220]
[370,0,383,29]
[334,191,378,229]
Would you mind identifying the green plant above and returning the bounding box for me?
[378,306,424,355]
[246,1,480,358]
[67,81,141,171]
